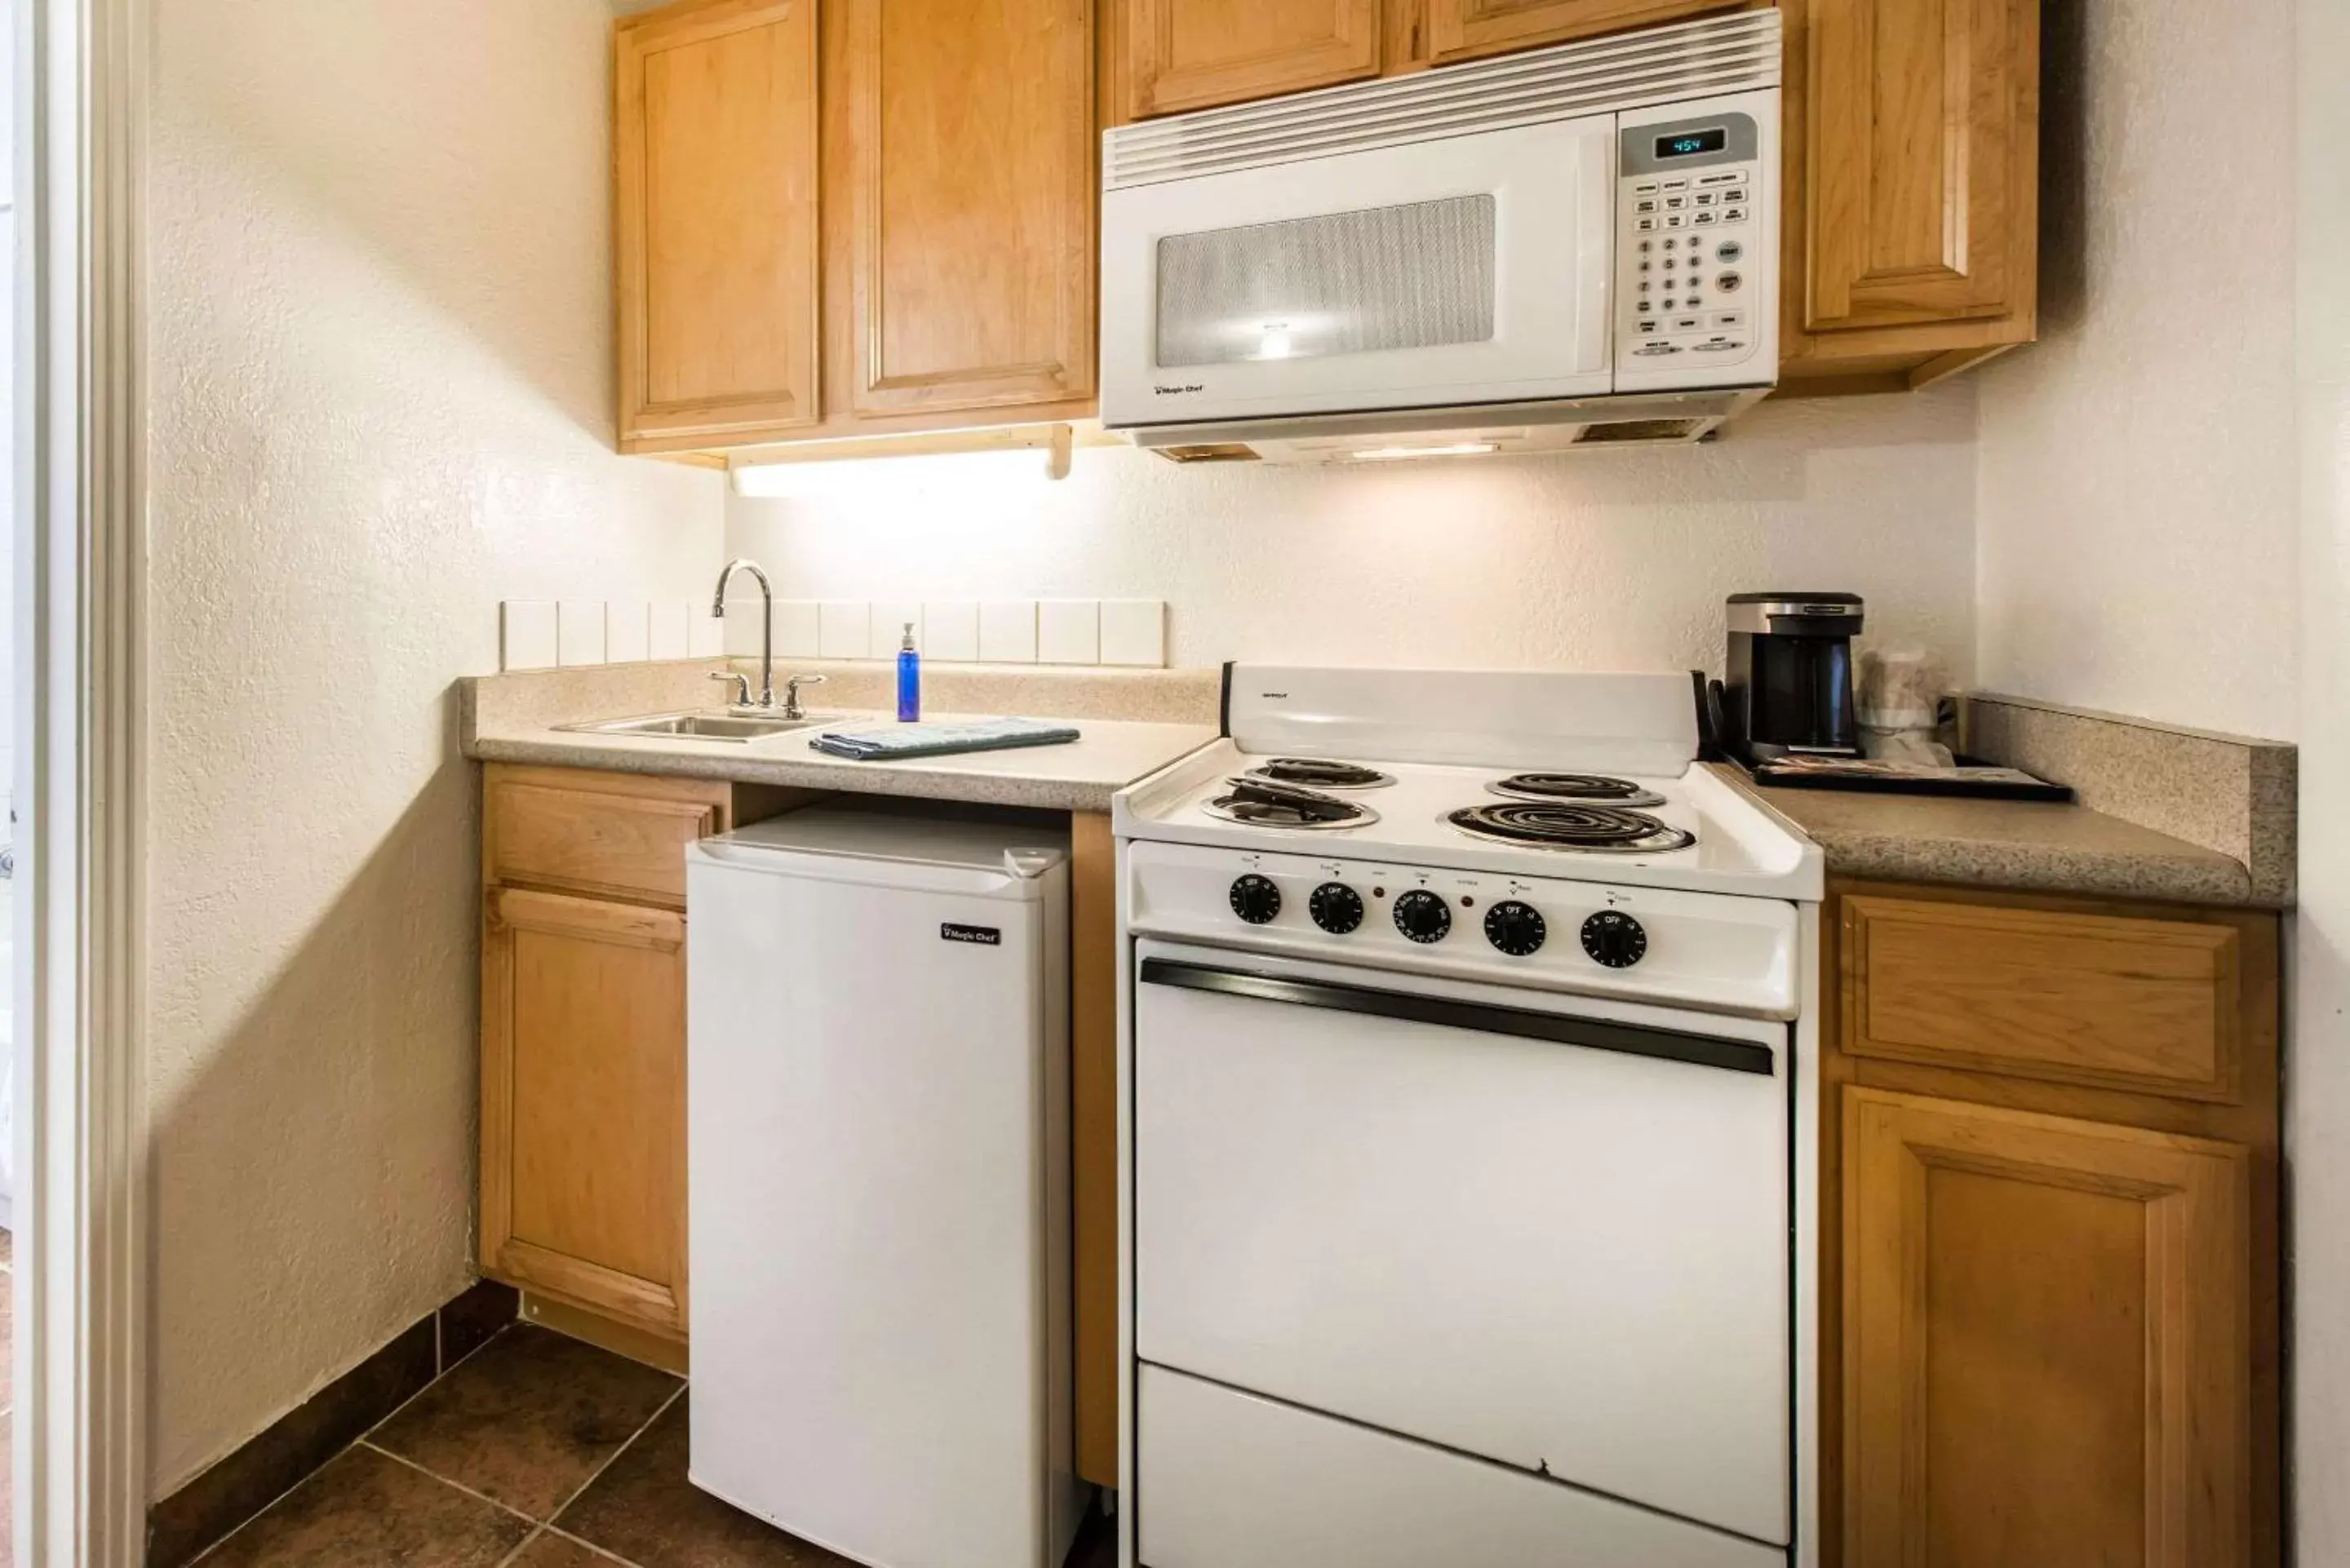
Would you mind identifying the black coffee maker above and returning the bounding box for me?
[1716,592,1864,764]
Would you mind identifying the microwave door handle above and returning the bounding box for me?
[1578,122,1616,378]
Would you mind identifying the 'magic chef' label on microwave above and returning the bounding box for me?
[941,923,1002,946]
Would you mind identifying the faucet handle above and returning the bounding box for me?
[707,671,753,709]
[781,672,827,719]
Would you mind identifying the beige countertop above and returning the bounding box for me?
[462,660,1221,815]
[1711,764,2268,908]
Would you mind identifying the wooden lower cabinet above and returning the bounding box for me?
[1825,881,2278,1568]
[478,766,794,1342]
[1068,813,1120,1487]
[1843,1088,2250,1567]
[482,886,692,1333]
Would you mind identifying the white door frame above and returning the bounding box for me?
[16,0,148,1561]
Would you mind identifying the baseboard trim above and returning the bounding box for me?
[144,1277,519,1568]
[520,1289,689,1377]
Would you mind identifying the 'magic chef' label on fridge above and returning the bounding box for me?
[941,923,1002,946]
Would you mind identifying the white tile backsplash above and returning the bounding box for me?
[606,601,650,664]
[501,601,559,671]
[508,592,1165,672]
[650,602,692,662]
[1038,600,1101,665]
[1099,600,1168,667]
[557,601,607,667]
[689,610,725,659]
[870,600,923,659]
[722,598,764,658]
[979,600,1040,663]
[819,601,871,660]
[924,600,981,662]
[776,600,822,659]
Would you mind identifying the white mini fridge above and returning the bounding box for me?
[685,807,1084,1568]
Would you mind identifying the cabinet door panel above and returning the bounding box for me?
[486,773,724,908]
[617,0,820,444]
[1841,893,2244,1102]
[845,0,1096,418]
[1426,0,1745,64]
[1844,1087,2250,1568]
[482,888,689,1335]
[1127,0,1381,118]
[1804,0,2038,332]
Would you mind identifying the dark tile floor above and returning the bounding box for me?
[193,1322,1115,1568]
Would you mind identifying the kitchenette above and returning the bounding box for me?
[135,3,2313,1568]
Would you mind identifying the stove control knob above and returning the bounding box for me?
[1483,900,1547,957]
[1393,888,1453,945]
[1229,874,1282,925]
[1581,910,1648,969]
[1310,883,1365,935]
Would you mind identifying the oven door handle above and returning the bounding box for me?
[1137,957,1776,1077]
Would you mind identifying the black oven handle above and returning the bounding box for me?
[1137,957,1777,1077]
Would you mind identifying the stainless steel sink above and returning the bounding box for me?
[556,709,833,743]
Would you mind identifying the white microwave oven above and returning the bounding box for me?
[1100,11,1781,462]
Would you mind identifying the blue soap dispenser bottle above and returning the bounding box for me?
[896,622,921,722]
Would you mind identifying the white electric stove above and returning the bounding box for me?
[1111,667,1825,1568]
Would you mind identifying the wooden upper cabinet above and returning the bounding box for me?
[616,0,821,447]
[1424,0,1747,64]
[616,0,1098,453]
[839,0,1097,417]
[1125,0,1382,118]
[1843,1088,2251,1568]
[1783,0,2040,378]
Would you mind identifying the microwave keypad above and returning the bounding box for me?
[1623,166,1758,364]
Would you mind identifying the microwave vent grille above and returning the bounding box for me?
[1105,10,1780,191]
[1574,419,1709,445]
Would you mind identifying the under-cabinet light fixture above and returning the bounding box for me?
[728,423,1089,496]
[1347,441,1502,463]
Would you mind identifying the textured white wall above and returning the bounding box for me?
[1974,0,2300,739]
[2293,0,2350,1548]
[145,0,725,1495]
[729,388,1980,680]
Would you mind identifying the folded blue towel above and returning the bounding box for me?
[809,716,1083,761]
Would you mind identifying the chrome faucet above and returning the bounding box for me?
[710,557,776,707]
[780,671,826,720]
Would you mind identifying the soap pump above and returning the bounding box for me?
[896,622,921,723]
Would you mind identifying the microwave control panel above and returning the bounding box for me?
[1614,97,1778,392]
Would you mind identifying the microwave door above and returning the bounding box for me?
[1101,115,1616,428]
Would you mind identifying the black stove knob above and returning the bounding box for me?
[1393,888,1453,945]
[1310,883,1365,935]
[1581,910,1648,968]
[1483,900,1547,957]
[1229,874,1282,925]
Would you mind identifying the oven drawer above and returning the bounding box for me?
[1137,1366,1782,1568]
[1133,946,1792,1546]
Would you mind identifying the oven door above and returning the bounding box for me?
[1133,939,1791,1548]
[1101,117,1616,429]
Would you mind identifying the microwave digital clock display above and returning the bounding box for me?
[1656,127,1729,159]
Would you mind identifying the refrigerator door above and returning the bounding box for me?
[685,813,1077,1568]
